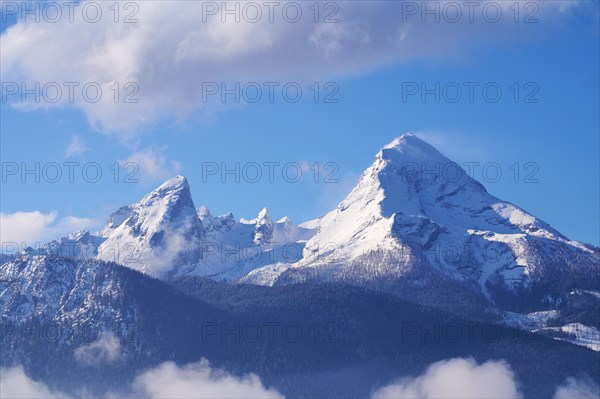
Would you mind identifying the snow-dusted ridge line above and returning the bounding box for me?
[2,133,599,350]
[8,133,598,283]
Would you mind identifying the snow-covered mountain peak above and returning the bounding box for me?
[197,206,235,235]
[376,133,447,170]
[277,216,293,225]
[65,229,89,241]
[134,175,198,229]
[197,205,210,218]
[96,175,204,277]
[284,133,579,275]
[197,205,213,230]
[340,133,495,223]
[155,174,188,192]
[382,132,435,152]
[254,208,274,245]
[135,175,194,213]
[374,134,471,186]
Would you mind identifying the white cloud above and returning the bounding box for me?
[0,210,96,248]
[145,222,199,277]
[0,366,69,399]
[65,135,89,158]
[74,332,122,366]
[1,360,281,399]
[554,377,600,399]
[57,215,98,233]
[0,1,587,134]
[133,360,282,399]
[372,357,523,399]
[0,210,57,245]
[119,147,182,185]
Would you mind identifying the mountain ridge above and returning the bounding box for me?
[2,133,599,351]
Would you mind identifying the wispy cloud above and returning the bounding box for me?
[65,135,89,158]
[119,147,182,185]
[554,377,600,399]
[74,332,121,366]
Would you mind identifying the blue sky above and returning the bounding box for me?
[1,1,598,246]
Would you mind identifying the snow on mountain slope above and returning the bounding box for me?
[5,134,595,304]
[0,252,126,325]
[43,230,105,261]
[197,206,235,235]
[88,176,314,279]
[253,207,274,244]
[1,133,598,352]
[304,133,567,259]
[96,176,205,277]
[190,207,315,280]
[243,133,599,310]
[101,205,133,236]
[536,323,600,351]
